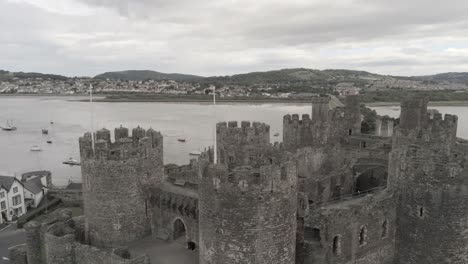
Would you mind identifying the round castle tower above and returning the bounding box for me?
[390,98,468,263]
[79,126,164,247]
[199,121,298,264]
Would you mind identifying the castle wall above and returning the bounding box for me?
[299,192,396,264]
[48,187,83,207]
[390,97,468,263]
[199,161,298,264]
[79,127,164,247]
[11,210,150,264]
[152,186,199,245]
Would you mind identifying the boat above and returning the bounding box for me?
[46,140,53,144]
[42,129,48,135]
[30,145,42,152]
[50,121,54,124]
[189,150,202,156]
[273,133,280,137]
[2,120,17,131]
[177,138,186,143]
[63,158,80,166]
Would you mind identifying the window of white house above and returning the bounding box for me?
[0,191,5,198]
[18,207,22,214]
[12,195,21,206]
[13,187,18,193]
[0,201,5,210]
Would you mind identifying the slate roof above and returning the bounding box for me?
[24,177,44,194]
[0,175,16,192]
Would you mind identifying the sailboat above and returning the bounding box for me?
[2,120,17,131]
[30,145,42,152]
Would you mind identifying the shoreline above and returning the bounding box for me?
[2,94,468,106]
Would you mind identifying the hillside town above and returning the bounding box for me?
[1,72,467,99]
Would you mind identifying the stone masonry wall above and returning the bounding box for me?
[199,161,298,264]
[79,126,164,247]
[301,191,396,264]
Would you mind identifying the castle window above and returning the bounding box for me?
[381,220,388,238]
[268,158,273,164]
[418,206,424,218]
[333,235,342,255]
[359,226,367,246]
[305,227,321,242]
[228,156,234,163]
[349,129,352,135]
[361,141,367,149]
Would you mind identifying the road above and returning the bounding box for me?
[0,224,26,264]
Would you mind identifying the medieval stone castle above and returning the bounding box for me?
[9,95,468,264]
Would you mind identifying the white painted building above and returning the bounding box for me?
[0,175,26,223]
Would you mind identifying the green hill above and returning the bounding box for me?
[94,70,203,81]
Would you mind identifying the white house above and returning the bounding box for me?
[0,175,26,223]
[21,171,50,209]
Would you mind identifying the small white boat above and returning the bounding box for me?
[189,150,202,156]
[30,145,42,152]
[63,158,80,166]
[2,120,17,131]
[42,129,49,134]
[177,138,186,143]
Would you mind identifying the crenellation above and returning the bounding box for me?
[115,125,129,140]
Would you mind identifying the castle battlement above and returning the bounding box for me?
[79,126,163,161]
[283,114,312,126]
[217,121,270,139]
[203,155,296,195]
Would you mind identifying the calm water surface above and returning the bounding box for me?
[0,96,467,185]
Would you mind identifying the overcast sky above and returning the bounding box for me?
[1,0,468,77]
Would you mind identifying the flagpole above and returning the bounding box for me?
[213,85,217,164]
[90,84,95,154]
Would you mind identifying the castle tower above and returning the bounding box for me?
[390,99,467,263]
[79,126,164,247]
[344,95,361,135]
[399,96,428,130]
[311,96,330,124]
[199,121,298,264]
[216,121,270,169]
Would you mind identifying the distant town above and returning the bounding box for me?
[1,69,468,102]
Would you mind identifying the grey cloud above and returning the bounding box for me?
[1,0,468,76]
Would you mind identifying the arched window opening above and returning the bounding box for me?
[333,236,341,255]
[173,219,186,241]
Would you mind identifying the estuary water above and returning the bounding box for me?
[0,96,467,185]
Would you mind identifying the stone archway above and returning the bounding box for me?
[173,218,186,241]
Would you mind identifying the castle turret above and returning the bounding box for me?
[199,160,297,264]
[200,120,297,264]
[79,126,164,247]
[344,95,361,135]
[311,96,330,124]
[216,121,270,169]
[399,96,428,131]
[390,98,467,263]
